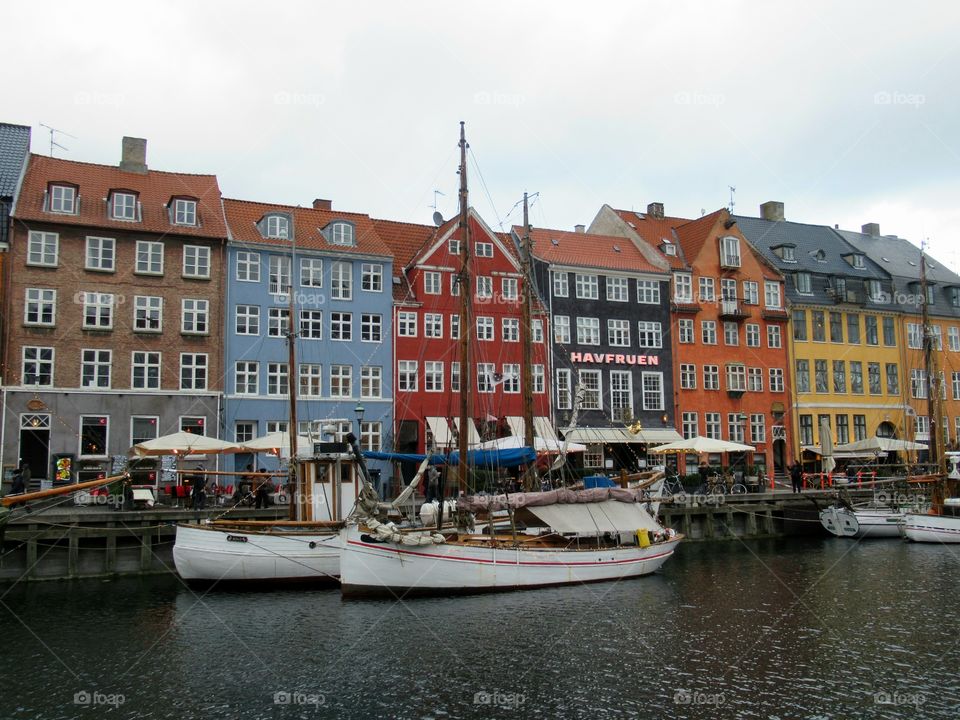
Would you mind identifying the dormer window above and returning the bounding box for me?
[795,272,812,294]
[172,198,198,226]
[811,249,827,263]
[48,183,77,214]
[950,287,960,308]
[661,241,677,256]
[263,214,290,240]
[324,221,355,246]
[719,236,741,268]
[772,243,796,262]
[110,191,138,221]
[842,252,866,269]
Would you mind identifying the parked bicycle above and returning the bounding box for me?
[698,472,746,495]
[662,471,686,498]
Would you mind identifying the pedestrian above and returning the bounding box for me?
[426,465,439,503]
[10,464,25,494]
[790,461,803,494]
[190,466,206,510]
[254,468,271,508]
[19,460,31,492]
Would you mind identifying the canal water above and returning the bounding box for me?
[2,537,958,719]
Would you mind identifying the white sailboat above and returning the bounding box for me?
[820,503,908,539]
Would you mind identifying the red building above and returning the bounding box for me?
[374,209,551,454]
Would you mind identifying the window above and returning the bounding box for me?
[236,251,260,282]
[361,366,382,399]
[424,271,441,295]
[235,361,258,394]
[183,246,210,278]
[553,272,569,297]
[266,421,288,435]
[812,311,826,342]
[720,236,740,267]
[556,369,572,410]
[851,254,865,269]
[83,292,114,329]
[448,239,460,256]
[173,198,197,226]
[502,277,519,300]
[477,363,495,393]
[726,364,746,392]
[360,421,382,452]
[267,363,289,396]
[727,414,745,443]
[330,365,352,397]
[300,258,323,287]
[110,191,137,221]
[606,276,629,302]
[80,416,108,457]
[748,367,763,392]
[580,370,602,409]
[533,364,545,394]
[584,446,604,468]
[908,323,922,349]
[724,322,739,346]
[502,317,519,342]
[610,371,632,421]
[451,362,461,392]
[637,280,660,304]
[361,314,382,343]
[931,325,943,351]
[674,273,692,303]
[915,415,930,439]
[833,360,847,393]
[331,261,352,300]
[28,231,58,266]
[829,312,844,343]
[132,352,161,389]
[49,184,76,214]
[362,263,383,292]
[815,359,829,393]
[795,360,810,393]
[698,277,716,302]
[576,274,598,299]
[298,364,322,397]
[475,242,493,258]
[705,413,722,439]
[181,299,209,334]
[836,415,849,444]
[866,315,879,345]
[743,281,759,305]
[799,415,814,446]
[680,364,696,389]
[764,281,781,308]
[265,214,289,239]
[269,256,291,295]
[701,320,717,345]
[850,361,864,394]
[268,308,290,337]
[949,327,960,352]
[577,317,600,345]
[678,319,694,344]
[954,372,960,401]
[854,415,867,441]
[682,412,698,439]
[867,279,884,301]
[608,319,631,346]
[911,369,928,399]
[533,319,544,343]
[129,295,163,333]
[746,323,760,347]
[882,316,895,346]
[85,236,115,272]
[80,349,111,389]
[477,316,494,341]
[300,310,323,339]
[847,314,860,344]
[868,362,882,394]
[425,313,444,339]
[180,353,207,390]
[24,288,56,326]
[450,314,461,339]
[398,312,417,337]
[450,275,461,296]
[703,365,720,390]
[769,368,785,393]
[502,364,520,394]
[795,272,812,294]
[132,416,159,446]
[331,312,352,341]
[330,222,355,246]
[398,361,418,391]
[235,305,259,335]
[886,363,899,395]
[767,325,782,348]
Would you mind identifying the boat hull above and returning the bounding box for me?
[340,526,681,597]
[901,513,960,543]
[819,507,903,538]
[173,524,341,583]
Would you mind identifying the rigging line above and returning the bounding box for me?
[467,147,504,232]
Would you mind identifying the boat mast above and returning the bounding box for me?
[457,122,473,495]
[520,192,536,490]
[920,241,945,477]
[286,231,300,520]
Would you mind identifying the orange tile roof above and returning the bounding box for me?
[521,226,666,275]
[15,154,227,238]
[223,198,392,257]
[673,209,725,262]
[371,218,441,302]
[612,209,691,270]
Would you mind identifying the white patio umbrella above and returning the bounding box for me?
[239,431,314,457]
[130,431,241,457]
[648,436,755,454]
[834,436,928,454]
[819,418,836,474]
[478,435,587,453]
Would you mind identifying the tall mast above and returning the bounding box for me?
[286,231,300,520]
[457,122,472,495]
[520,192,536,489]
[920,241,945,476]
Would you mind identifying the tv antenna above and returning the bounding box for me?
[39,123,76,157]
[728,185,736,213]
[430,189,445,210]
[430,189,446,226]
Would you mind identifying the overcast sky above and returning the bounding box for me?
[8,1,960,268]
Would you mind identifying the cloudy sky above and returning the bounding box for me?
[8,1,960,267]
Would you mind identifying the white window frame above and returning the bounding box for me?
[181,298,209,335]
[236,251,260,282]
[80,349,112,389]
[24,288,57,327]
[27,231,59,267]
[183,245,211,279]
[134,295,163,333]
[131,351,161,389]
[174,198,197,226]
[180,353,208,391]
[85,236,116,272]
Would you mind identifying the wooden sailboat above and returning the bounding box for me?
[339,123,683,597]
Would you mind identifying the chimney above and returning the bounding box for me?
[119,136,148,174]
[760,201,784,222]
[574,224,585,233]
[313,198,332,210]
[646,202,665,219]
[861,222,880,237]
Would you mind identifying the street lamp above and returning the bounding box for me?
[354,403,365,441]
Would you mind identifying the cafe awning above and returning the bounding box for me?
[562,427,682,445]
[425,417,454,447]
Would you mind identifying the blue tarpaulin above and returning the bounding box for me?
[583,475,617,489]
[363,447,536,468]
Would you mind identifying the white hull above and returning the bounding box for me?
[820,506,904,539]
[901,513,960,543]
[173,524,341,583]
[340,525,681,597]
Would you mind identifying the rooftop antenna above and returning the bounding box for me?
[431,189,446,226]
[728,185,736,213]
[39,123,76,157]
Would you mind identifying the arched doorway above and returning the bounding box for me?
[877,421,897,438]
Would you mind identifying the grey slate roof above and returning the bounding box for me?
[0,123,31,197]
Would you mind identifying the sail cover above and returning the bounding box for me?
[527,500,660,534]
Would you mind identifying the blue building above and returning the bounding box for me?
[222,198,394,488]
